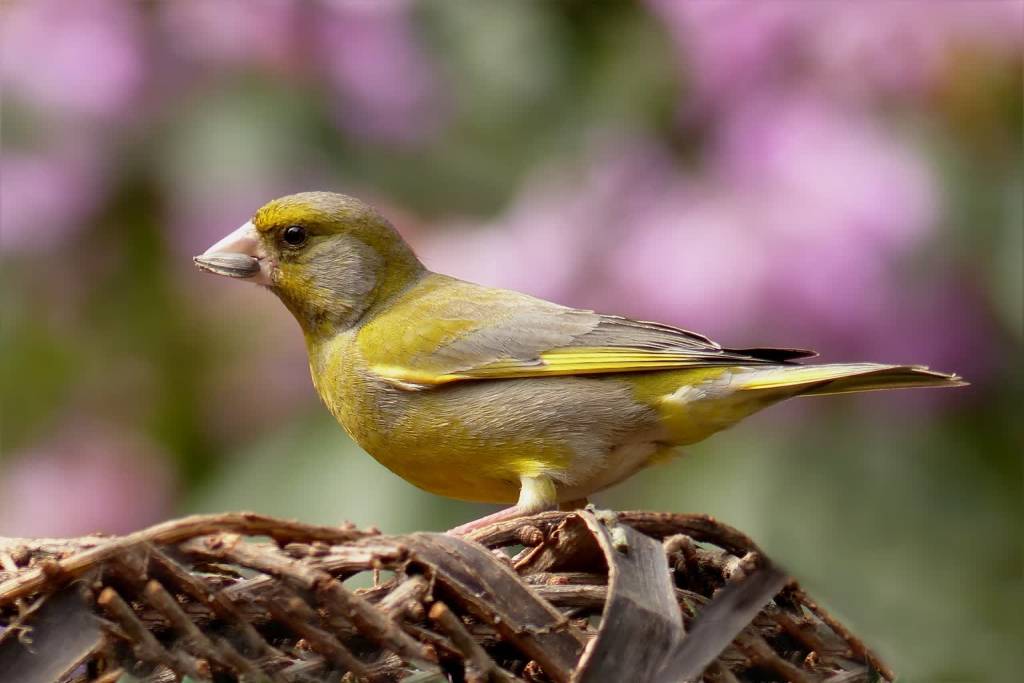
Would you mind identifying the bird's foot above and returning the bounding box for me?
[448,475,561,536]
[446,500,589,536]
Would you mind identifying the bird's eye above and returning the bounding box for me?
[282,225,307,247]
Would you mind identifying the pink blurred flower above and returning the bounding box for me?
[157,0,445,142]
[711,93,937,333]
[1,0,146,121]
[0,423,176,537]
[0,144,107,253]
[861,279,998,387]
[418,105,992,385]
[423,116,938,345]
[314,0,443,143]
[601,183,774,334]
[417,140,677,306]
[611,93,935,338]
[158,0,299,72]
[650,1,807,110]
[648,0,1024,109]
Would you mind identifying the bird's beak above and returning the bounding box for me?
[193,221,272,285]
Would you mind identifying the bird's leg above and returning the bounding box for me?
[447,475,557,536]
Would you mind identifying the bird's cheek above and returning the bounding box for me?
[260,257,279,286]
[270,263,310,299]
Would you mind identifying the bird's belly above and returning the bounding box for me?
[336,374,661,505]
[361,440,552,504]
[366,432,669,505]
[556,438,668,502]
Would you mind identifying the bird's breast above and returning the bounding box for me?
[306,339,667,504]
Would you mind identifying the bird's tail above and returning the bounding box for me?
[735,363,967,397]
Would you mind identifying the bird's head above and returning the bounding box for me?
[195,192,424,337]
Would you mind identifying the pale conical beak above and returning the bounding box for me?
[193,221,272,285]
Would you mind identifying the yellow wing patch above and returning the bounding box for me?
[371,346,729,388]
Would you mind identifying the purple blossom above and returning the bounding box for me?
[0,145,107,253]
[416,140,678,306]
[314,0,443,143]
[601,181,775,335]
[708,93,938,330]
[1,0,146,121]
[648,0,1024,109]
[158,0,299,72]
[157,1,444,142]
[0,422,175,536]
[422,115,938,346]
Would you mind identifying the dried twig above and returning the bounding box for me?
[429,601,516,683]
[98,587,206,681]
[266,595,371,679]
[0,513,372,604]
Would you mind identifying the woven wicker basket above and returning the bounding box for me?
[0,510,891,682]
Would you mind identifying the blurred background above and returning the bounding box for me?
[1,0,1021,678]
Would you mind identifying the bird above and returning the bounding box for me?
[194,191,966,534]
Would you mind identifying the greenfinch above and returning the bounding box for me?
[195,192,965,533]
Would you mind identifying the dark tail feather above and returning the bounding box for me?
[729,347,818,363]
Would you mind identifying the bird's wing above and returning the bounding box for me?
[358,275,813,389]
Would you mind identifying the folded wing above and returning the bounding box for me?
[358,275,813,389]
